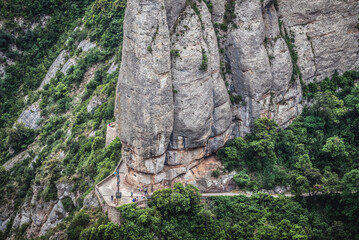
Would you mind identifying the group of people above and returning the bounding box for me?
[131,186,149,202]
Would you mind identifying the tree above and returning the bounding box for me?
[344,85,359,113]
[312,91,347,124]
[233,170,251,189]
[67,211,90,240]
[341,169,359,225]
[289,171,309,197]
[322,137,348,159]
[7,122,36,154]
[150,183,201,218]
[294,154,312,169]
[80,222,120,240]
[321,170,341,194]
[321,136,349,172]
[247,118,278,170]
[302,166,323,196]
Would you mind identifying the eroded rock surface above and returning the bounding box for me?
[278,0,359,83]
[117,0,174,175]
[38,50,68,90]
[117,0,235,186]
[16,101,42,129]
[116,0,359,186]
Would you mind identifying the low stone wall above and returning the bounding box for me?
[94,186,122,225]
[135,199,148,208]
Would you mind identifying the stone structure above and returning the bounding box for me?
[106,122,117,146]
[115,0,359,186]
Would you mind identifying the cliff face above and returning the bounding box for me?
[116,0,359,186]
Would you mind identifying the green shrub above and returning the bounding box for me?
[170,49,180,58]
[233,170,251,188]
[211,169,220,178]
[147,45,152,53]
[62,197,75,213]
[199,48,208,71]
[7,122,36,154]
[67,211,90,240]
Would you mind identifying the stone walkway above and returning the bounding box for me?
[97,160,149,207]
[202,191,293,198]
[96,159,293,208]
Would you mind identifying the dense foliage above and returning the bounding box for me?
[51,182,358,240]
[218,71,359,193]
[0,1,126,238]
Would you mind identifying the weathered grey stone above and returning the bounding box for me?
[210,0,226,23]
[227,0,272,100]
[12,204,31,228]
[60,39,97,75]
[39,201,68,236]
[87,96,107,113]
[39,50,68,90]
[56,182,76,205]
[16,101,42,129]
[83,191,100,208]
[114,0,358,186]
[78,39,96,52]
[224,0,304,132]
[61,57,76,75]
[164,0,186,31]
[170,2,231,150]
[0,217,11,232]
[278,0,359,83]
[107,61,118,74]
[117,0,174,173]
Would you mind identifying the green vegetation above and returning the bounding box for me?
[214,0,236,31]
[229,92,243,104]
[219,71,359,192]
[49,182,358,239]
[0,1,125,237]
[199,48,208,71]
[170,49,180,58]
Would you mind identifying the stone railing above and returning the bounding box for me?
[94,185,122,225]
[94,159,124,224]
[135,199,148,208]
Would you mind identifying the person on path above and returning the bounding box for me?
[132,198,135,203]
[131,192,133,198]
[111,195,114,203]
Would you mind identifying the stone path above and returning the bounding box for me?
[96,159,293,208]
[202,192,293,198]
[96,124,294,209]
[97,160,149,207]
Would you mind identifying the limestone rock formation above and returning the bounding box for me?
[117,0,174,175]
[38,50,68,90]
[116,0,359,186]
[278,0,359,83]
[117,0,235,186]
[87,95,107,113]
[39,201,68,236]
[16,101,42,129]
[225,0,302,132]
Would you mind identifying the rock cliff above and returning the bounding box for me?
[116,0,359,186]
